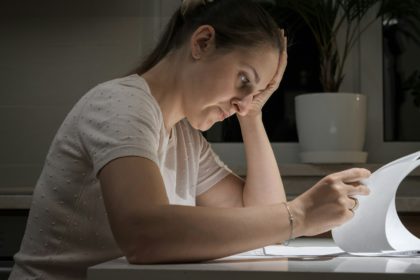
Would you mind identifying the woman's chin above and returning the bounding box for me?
[190,118,218,132]
[198,123,215,132]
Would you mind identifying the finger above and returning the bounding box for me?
[349,197,358,208]
[345,183,370,196]
[331,168,371,183]
[344,196,358,210]
[275,29,288,78]
[336,196,358,214]
[347,181,359,187]
[350,197,359,210]
[267,29,287,88]
[260,29,288,96]
[253,89,272,104]
[278,28,287,54]
[281,30,288,58]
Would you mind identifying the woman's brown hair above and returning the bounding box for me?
[136,0,282,75]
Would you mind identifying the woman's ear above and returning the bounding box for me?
[190,25,216,60]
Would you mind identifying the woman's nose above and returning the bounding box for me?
[232,95,253,116]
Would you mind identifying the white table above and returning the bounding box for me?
[87,238,420,280]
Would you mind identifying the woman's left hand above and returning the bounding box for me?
[239,29,288,119]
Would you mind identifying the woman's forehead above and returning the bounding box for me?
[233,46,279,84]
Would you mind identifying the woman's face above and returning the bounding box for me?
[183,45,279,131]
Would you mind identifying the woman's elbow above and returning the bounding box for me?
[123,238,166,264]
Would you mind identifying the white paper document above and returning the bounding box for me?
[231,152,420,260]
[264,245,344,257]
[237,245,344,258]
[236,245,420,259]
[350,250,420,257]
[332,151,420,254]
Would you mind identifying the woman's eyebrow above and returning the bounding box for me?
[241,62,260,84]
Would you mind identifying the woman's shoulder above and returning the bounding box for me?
[87,74,161,116]
[73,74,164,134]
[96,74,153,100]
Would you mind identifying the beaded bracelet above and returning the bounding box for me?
[282,202,294,246]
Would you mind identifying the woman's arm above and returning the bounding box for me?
[236,29,288,206]
[99,156,370,264]
[238,114,286,206]
[199,30,288,208]
[99,156,298,264]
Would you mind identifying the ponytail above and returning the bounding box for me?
[181,0,207,17]
[135,9,184,75]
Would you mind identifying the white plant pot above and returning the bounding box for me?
[295,93,368,163]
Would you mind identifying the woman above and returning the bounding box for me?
[10,0,370,279]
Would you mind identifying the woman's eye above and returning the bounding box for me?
[240,73,250,85]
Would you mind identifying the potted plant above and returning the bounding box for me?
[263,0,420,163]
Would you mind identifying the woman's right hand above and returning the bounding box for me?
[289,168,371,237]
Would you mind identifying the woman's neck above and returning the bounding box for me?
[141,53,186,133]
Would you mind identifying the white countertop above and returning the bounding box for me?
[87,238,420,280]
